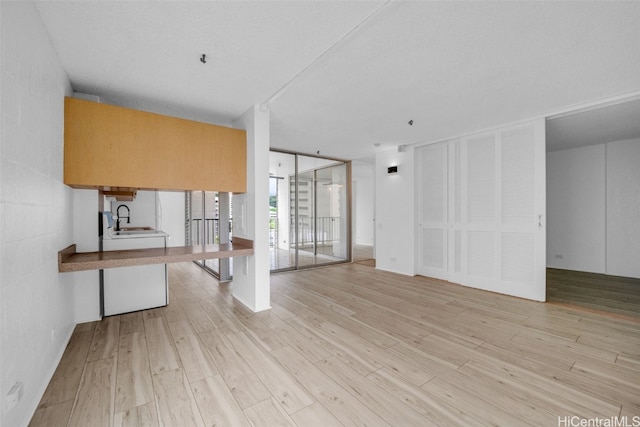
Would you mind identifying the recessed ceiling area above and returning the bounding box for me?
[34,1,640,160]
[546,99,640,152]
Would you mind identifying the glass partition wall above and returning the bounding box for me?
[187,151,350,275]
[270,150,351,272]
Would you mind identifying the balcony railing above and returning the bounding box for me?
[269,215,278,248]
[289,216,341,248]
[190,218,232,245]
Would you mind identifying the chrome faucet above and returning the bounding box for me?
[116,204,130,231]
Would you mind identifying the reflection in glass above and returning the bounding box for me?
[270,151,350,272]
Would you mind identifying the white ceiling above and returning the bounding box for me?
[35,1,640,160]
[547,98,640,152]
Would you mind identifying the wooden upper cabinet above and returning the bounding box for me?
[64,97,247,193]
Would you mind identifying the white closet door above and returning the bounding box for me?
[461,119,546,301]
[416,142,448,280]
[415,120,545,301]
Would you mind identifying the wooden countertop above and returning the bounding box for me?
[58,238,253,273]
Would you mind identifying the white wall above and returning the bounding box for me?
[72,190,100,323]
[606,138,640,278]
[547,144,606,273]
[109,190,157,229]
[107,189,185,245]
[276,176,290,250]
[352,160,374,246]
[158,191,186,247]
[0,3,75,426]
[374,147,415,275]
[269,151,295,250]
[547,138,640,278]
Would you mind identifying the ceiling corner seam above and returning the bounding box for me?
[262,0,394,107]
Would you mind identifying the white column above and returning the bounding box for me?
[218,191,231,282]
[231,105,271,312]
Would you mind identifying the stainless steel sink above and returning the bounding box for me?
[113,230,157,236]
[109,227,168,239]
[118,226,154,232]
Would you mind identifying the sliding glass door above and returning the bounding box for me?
[269,150,350,272]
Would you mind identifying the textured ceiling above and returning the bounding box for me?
[35,1,640,160]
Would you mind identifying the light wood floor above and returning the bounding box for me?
[547,268,640,320]
[31,262,640,426]
[352,244,375,267]
[269,247,345,271]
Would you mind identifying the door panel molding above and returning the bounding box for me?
[416,119,546,301]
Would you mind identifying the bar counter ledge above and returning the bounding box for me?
[58,238,254,273]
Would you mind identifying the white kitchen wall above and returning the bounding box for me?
[606,138,640,278]
[374,147,415,275]
[0,3,74,426]
[110,190,157,229]
[352,160,374,246]
[157,191,186,247]
[546,138,640,279]
[546,144,606,273]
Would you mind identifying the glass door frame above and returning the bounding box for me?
[270,149,352,273]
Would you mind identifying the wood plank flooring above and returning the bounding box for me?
[31,262,640,426]
[547,268,640,320]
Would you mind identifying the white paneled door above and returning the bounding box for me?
[416,119,546,301]
[416,142,448,280]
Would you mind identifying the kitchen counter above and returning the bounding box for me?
[106,229,170,239]
[58,238,254,272]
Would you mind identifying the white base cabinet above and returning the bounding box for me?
[102,236,167,316]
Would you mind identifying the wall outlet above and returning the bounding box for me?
[7,382,23,412]
[50,328,57,341]
[554,254,564,260]
[390,257,397,263]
